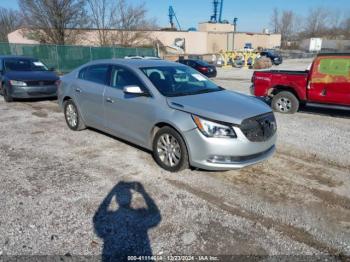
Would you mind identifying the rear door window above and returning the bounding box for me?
[84,64,110,85]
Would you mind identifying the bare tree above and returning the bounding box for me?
[341,16,350,38]
[270,6,350,45]
[322,10,343,39]
[270,8,280,33]
[328,10,342,29]
[87,0,117,46]
[19,0,89,45]
[0,7,22,42]
[279,11,296,43]
[87,0,157,47]
[269,9,296,47]
[112,0,157,47]
[303,7,329,37]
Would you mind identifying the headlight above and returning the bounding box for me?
[9,80,27,86]
[192,115,236,138]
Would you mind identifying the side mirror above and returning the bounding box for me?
[123,85,148,96]
[49,67,55,71]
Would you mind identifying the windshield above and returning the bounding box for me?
[4,59,49,72]
[141,66,222,97]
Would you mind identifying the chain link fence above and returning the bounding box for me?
[0,43,157,73]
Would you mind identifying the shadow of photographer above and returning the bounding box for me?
[93,181,161,261]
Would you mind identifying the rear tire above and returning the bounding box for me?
[3,87,13,103]
[64,99,86,131]
[272,91,299,114]
[153,126,189,172]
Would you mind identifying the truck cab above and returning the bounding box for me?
[251,53,350,114]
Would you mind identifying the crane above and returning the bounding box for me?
[168,6,181,30]
[218,0,224,23]
[210,0,224,23]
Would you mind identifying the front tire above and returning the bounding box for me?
[272,91,299,114]
[3,86,13,103]
[153,127,189,172]
[64,99,86,131]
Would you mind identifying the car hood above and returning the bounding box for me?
[167,90,272,125]
[5,71,58,81]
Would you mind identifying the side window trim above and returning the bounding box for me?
[78,66,88,80]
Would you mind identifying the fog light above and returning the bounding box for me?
[208,155,232,164]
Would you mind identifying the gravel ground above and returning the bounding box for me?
[0,59,349,260]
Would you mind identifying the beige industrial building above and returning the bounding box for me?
[8,23,281,55]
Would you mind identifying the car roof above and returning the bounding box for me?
[0,55,37,60]
[84,58,181,68]
[182,59,200,62]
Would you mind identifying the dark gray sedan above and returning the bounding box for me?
[0,56,59,102]
[58,59,277,172]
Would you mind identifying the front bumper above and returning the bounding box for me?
[183,127,277,171]
[9,85,57,99]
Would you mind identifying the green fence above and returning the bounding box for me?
[0,42,157,73]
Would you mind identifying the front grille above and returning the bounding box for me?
[25,80,55,86]
[240,112,277,142]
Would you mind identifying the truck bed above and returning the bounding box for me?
[253,70,309,100]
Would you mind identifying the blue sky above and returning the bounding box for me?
[1,0,349,32]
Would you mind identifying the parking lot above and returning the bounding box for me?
[0,59,349,258]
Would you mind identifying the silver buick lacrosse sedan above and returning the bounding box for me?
[58,59,277,172]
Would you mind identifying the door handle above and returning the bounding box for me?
[106,97,114,103]
[75,88,82,93]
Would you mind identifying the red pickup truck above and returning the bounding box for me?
[251,53,350,113]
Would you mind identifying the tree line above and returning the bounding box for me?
[1,1,349,49]
[0,0,157,46]
[270,7,350,48]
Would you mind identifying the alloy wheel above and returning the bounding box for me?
[156,133,181,167]
[66,104,78,128]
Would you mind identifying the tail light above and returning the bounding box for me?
[198,66,209,73]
